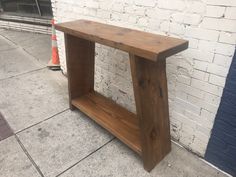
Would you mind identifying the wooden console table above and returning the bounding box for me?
[55,20,188,172]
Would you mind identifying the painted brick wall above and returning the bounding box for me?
[51,0,236,156]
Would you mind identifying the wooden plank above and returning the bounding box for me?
[130,54,171,172]
[56,20,188,61]
[64,34,95,109]
[72,91,141,154]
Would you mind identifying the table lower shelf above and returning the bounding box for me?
[71,91,142,155]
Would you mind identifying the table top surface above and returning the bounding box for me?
[55,20,188,61]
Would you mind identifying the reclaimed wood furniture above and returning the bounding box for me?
[55,20,188,172]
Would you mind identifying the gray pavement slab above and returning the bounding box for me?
[60,139,228,177]
[0,29,51,65]
[17,110,113,177]
[0,68,69,132]
[0,35,17,51]
[0,136,41,177]
[0,47,43,80]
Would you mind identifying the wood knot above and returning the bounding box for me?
[138,80,145,88]
[150,128,157,140]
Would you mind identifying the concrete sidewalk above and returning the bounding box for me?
[0,29,230,177]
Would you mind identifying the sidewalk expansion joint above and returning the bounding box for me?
[16,108,70,134]
[56,137,116,177]
[0,33,43,63]
[0,67,47,82]
[15,135,45,177]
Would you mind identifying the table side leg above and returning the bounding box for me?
[64,34,95,110]
[129,54,171,172]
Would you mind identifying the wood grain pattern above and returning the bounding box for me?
[72,91,141,154]
[64,34,95,109]
[130,54,171,172]
[56,20,188,61]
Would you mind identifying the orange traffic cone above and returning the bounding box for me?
[47,19,60,70]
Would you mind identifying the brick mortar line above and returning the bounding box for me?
[14,134,45,177]
[56,137,116,177]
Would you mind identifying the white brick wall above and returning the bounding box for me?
[51,0,236,156]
